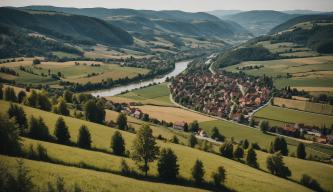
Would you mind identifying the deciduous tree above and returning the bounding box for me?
[131,125,159,176]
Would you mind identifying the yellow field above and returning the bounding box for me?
[136,105,215,123]
[273,97,333,115]
[293,87,333,92]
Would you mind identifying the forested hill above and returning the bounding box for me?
[270,14,333,34]
[268,14,333,54]
[0,7,133,46]
[21,6,252,39]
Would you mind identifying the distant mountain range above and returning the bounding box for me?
[208,10,330,36]
[19,6,252,40]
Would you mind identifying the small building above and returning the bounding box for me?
[198,129,207,137]
[173,121,187,131]
[133,109,142,119]
[316,136,327,144]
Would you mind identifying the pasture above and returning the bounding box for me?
[115,83,175,106]
[0,155,206,192]
[273,97,333,115]
[0,100,324,192]
[224,56,333,89]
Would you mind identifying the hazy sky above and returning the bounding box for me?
[1,0,332,12]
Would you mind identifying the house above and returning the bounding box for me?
[306,129,322,137]
[173,121,187,131]
[198,129,207,137]
[281,124,299,136]
[254,97,261,106]
[232,113,242,122]
[133,109,142,119]
[316,136,327,144]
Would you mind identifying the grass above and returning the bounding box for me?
[0,155,207,192]
[1,58,149,85]
[200,118,333,158]
[0,100,318,192]
[273,97,333,115]
[256,41,318,57]
[253,104,333,128]
[223,56,333,89]
[115,83,175,106]
[136,105,215,123]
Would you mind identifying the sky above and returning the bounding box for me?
[0,0,332,12]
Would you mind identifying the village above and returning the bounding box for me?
[170,70,272,123]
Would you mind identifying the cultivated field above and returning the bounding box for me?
[224,56,333,89]
[273,97,333,115]
[114,83,175,106]
[136,105,215,123]
[0,100,322,192]
[253,104,333,128]
[256,40,318,57]
[0,58,149,85]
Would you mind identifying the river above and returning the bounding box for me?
[91,60,191,97]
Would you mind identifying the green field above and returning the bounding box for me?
[253,104,333,128]
[256,41,318,57]
[1,59,149,85]
[116,83,175,106]
[223,56,333,89]
[0,100,323,192]
[0,155,206,192]
[200,118,333,159]
[273,97,333,115]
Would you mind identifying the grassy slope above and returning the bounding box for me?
[253,105,333,127]
[200,118,333,158]
[0,100,313,192]
[0,155,206,192]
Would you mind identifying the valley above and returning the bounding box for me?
[0,2,333,192]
